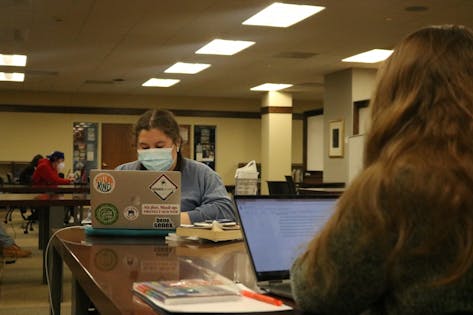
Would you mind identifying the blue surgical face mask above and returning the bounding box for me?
[137,147,174,171]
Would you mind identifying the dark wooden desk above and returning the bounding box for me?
[0,193,90,207]
[297,187,344,197]
[0,193,90,283]
[50,228,301,315]
[0,184,89,194]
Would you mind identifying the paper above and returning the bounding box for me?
[87,151,94,161]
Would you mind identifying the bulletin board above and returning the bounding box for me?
[73,122,98,183]
[194,125,216,170]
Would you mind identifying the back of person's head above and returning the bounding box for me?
[134,109,182,146]
[366,24,473,165]
[47,151,65,162]
[31,154,43,167]
[302,25,473,292]
[360,24,472,285]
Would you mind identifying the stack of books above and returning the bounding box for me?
[133,278,240,305]
[175,221,242,242]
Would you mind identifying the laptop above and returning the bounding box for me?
[90,170,181,232]
[234,195,337,299]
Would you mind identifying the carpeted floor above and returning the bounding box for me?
[0,208,72,315]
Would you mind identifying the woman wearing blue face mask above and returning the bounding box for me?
[116,109,236,225]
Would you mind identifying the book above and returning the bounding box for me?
[175,225,242,242]
[133,278,241,305]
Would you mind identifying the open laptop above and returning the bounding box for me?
[234,195,337,299]
[90,170,181,233]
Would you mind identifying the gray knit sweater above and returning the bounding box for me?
[290,209,473,315]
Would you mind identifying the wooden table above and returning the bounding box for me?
[0,184,89,228]
[50,228,301,315]
[0,193,90,283]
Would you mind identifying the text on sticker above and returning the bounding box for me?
[142,204,180,215]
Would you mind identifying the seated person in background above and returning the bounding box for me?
[1,224,31,259]
[291,25,473,314]
[17,154,43,219]
[116,109,235,225]
[32,151,72,185]
[18,154,43,185]
[32,151,74,223]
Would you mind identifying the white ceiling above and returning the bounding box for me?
[0,0,472,103]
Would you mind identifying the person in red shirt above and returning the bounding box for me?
[31,150,75,223]
[32,151,72,185]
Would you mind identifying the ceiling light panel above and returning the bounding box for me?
[242,2,325,28]
[142,78,180,87]
[195,39,255,55]
[250,83,293,91]
[342,49,393,63]
[164,62,211,74]
[0,72,25,82]
[0,54,27,66]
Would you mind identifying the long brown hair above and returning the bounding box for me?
[301,25,473,291]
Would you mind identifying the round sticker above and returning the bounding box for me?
[93,173,116,193]
[94,249,118,271]
[123,206,139,221]
[95,203,119,225]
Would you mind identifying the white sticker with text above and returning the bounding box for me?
[142,204,180,215]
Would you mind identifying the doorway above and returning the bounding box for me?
[101,123,136,169]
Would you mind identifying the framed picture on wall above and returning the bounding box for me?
[329,119,344,158]
[194,125,216,170]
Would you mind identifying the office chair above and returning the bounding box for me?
[23,209,37,234]
[3,205,33,234]
[285,175,298,195]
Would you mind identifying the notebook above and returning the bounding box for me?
[234,195,337,299]
[89,170,181,234]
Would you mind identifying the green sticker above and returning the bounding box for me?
[95,203,119,225]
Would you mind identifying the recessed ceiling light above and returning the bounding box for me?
[342,49,393,63]
[0,54,27,67]
[250,83,293,91]
[142,78,180,87]
[164,62,211,74]
[0,72,25,82]
[242,2,325,28]
[195,39,255,55]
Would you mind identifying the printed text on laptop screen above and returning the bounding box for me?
[238,199,336,273]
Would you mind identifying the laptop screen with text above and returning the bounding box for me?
[235,196,337,282]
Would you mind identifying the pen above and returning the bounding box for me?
[240,290,283,306]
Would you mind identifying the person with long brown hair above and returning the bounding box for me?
[291,25,473,314]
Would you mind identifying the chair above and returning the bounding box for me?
[1,173,36,231]
[285,175,298,195]
[2,175,23,224]
[267,181,291,195]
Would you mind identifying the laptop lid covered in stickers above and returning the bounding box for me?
[90,170,181,231]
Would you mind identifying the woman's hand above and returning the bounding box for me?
[180,212,191,225]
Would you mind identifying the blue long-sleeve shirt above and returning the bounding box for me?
[115,158,235,223]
